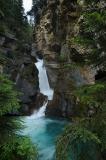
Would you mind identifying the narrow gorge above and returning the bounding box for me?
[0,0,106,160]
[21,41,66,160]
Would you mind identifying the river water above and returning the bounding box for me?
[21,58,67,160]
[21,117,66,160]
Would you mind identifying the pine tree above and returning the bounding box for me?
[0,75,38,160]
[56,1,106,160]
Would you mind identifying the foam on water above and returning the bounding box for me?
[29,58,54,120]
[28,101,48,119]
[21,117,67,160]
[20,58,66,160]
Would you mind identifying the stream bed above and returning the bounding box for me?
[20,57,66,160]
[21,117,67,160]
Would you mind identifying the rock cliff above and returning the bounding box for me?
[0,32,43,115]
[33,0,96,118]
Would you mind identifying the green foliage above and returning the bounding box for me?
[56,124,101,160]
[18,24,33,43]
[72,1,106,70]
[0,0,24,28]
[0,52,12,65]
[74,83,106,150]
[56,82,106,160]
[72,36,93,46]
[0,1,36,160]
[16,137,38,160]
[0,75,38,160]
[57,2,106,158]
[74,83,106,108]
[0,0,32,42]
[0,53,6,65]
[0,135,38,160]
[83,11,106,32]
[0,75,20,116]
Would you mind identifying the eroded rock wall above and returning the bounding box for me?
[33,0,96,118]
[0,33,41,115]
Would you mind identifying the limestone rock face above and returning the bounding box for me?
[33,0,96,118]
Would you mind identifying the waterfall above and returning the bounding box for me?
[28,101,48,119]
[35,58,54,101]
[29,58,53,119]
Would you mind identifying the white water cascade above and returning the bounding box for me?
[35,58,54,101]
[28,101,48,119]
[29,58,54,119]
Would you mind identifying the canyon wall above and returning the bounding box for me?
[0,32,43,115]
[33,0,96,118]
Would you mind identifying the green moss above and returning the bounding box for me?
[83,11,106,32]
[72,36,93,46]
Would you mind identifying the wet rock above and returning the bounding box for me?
[0,33,40,115]
[0,36,5,46]
[33,0,96,118]
[46,91,75,118]
[15,62,39,105]
[17,79,37,103]
[33,93,47,110]
[31,43,37,58]
[20,93,47,116]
